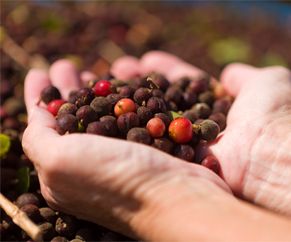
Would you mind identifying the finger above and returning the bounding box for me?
[220,63,259,96]
[140,51,204,82]
[22,105,59,168]
[80,70,97,86]
[24,69,51,116]
[49,60,81,99]
[111,56,141,80]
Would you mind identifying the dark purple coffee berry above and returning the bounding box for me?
[189,132,200,147]
[147,97,167,113]
[137,106,153,125]
[56,114,78,135]
[75,228,93,241]
[133,76,150,88]
[212,98,232,115]
[100,115,118,137]
[15,193,40,208]
[55,215,76,238]
[164,86,183,105]
[127,128,151,145]
[188,74,210,94]
[41,86,61,104]
[39,207,56,224]
[75,88,95,107]
[192,103,211,118]
[70,239,83,242]
[151,89,164,98]
[117,112,140,134]
[183,110,198,123]
[133,87,151,105]
[110,79,126,88]
[106,93,122,106]
[200,119,220,141]
[90,97,111,116]
[118,86,135,98]
[167,101,178,111]
[57,103,78,116]
[209,112,226,131]
[152,138,174,154]
[154,113,172,128]
[174,144,195,162]
[183,91,197,108]
[176,77,191,90]
[39,222,56,241]
[3,117,20,130]
[194,118,204,125]
[86,121,108,136]
[3,97,25,116]
[198,91,215,106]
[68,90,78,104]
[20,204,42,223]
[99,231,125,242]
[151,74,170,91]
[51,236,69,242]
[76,105,98,127]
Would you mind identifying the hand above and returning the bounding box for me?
[117,51,291,216]
[22,54,233,240]
[112,51,291,216]
[209,62,291,215]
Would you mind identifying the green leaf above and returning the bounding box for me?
[16,167,30,193]
[0,133,11,158]
[170,111,182,120]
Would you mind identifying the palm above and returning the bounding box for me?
[210,64,291,214]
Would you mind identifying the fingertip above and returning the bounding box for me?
[167,63,204,82]
[80,71,97,86]
[49,59,81,99]
[111,56,140,80]
[24,68,50,114]
[140,51,204,82]
[220,63,258,96]
[140,51,181,77]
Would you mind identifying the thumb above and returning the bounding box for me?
[220,63,259,97]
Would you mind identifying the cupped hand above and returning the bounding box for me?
[130,52,291,215]
[210,62,291,215]
[22,55,233,239]
[113,51,291,215]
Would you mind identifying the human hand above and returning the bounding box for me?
[22,55,233,239]
[208,62,291,215]
[128,51,291,216]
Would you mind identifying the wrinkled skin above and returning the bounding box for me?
[22,51,291,237]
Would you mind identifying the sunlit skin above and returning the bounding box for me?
[22,51,291,241]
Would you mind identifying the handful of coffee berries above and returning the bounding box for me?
[40,73,232,172]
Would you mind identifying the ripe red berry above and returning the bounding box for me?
[93,80,112,96]
[168,117,193,143]
[201,155,220,175]
[114,98,136,117]
[47,99,66,116]
[146,117,166,138]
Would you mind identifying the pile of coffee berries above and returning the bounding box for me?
[1,192,132,241]
[41,73,232,166]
